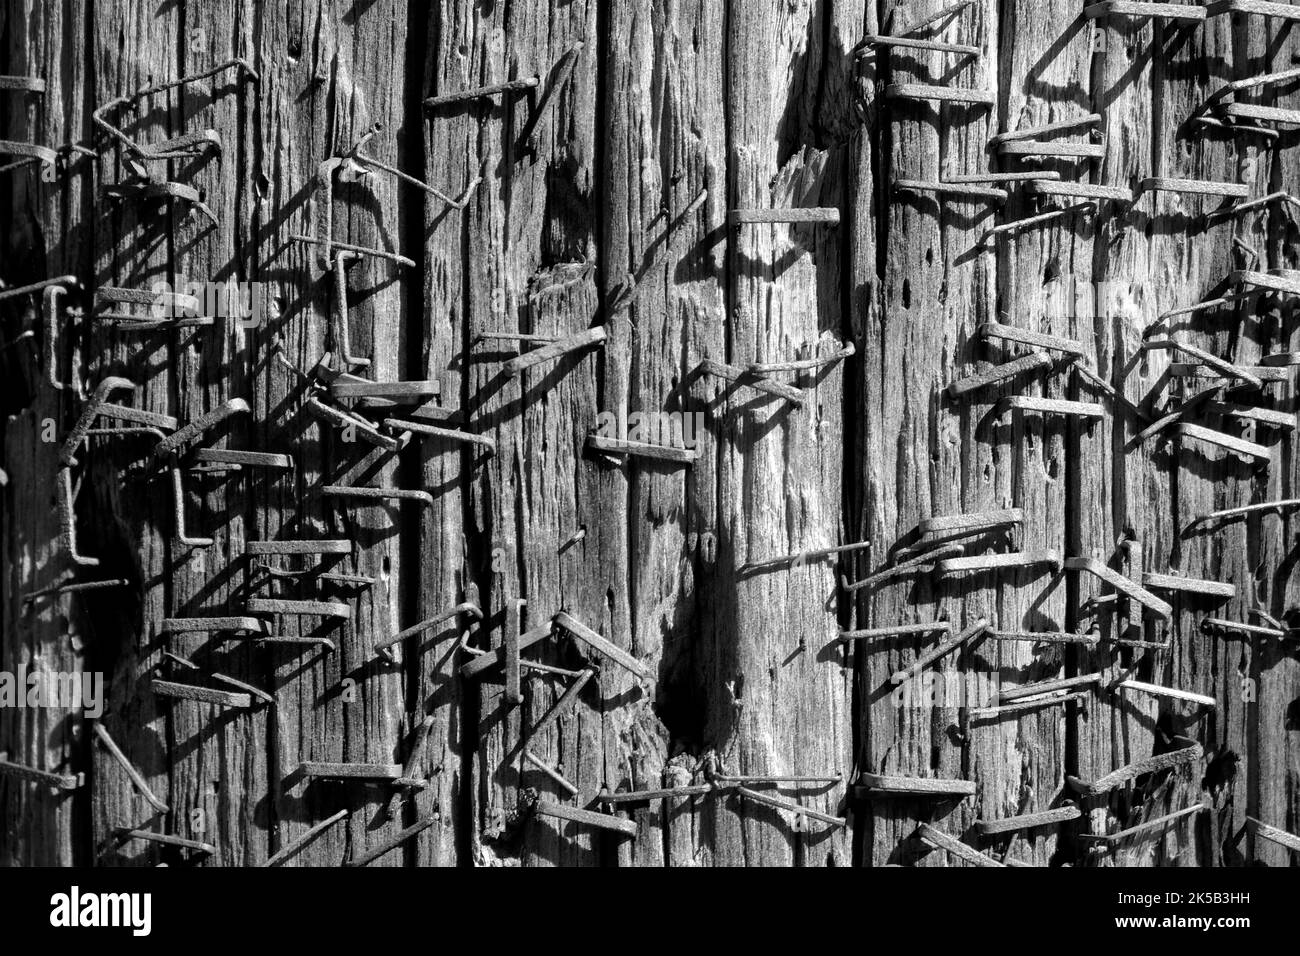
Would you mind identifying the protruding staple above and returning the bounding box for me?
[747,342,855,376]
[1218,103,1300,127]
[916,823,1004,867]
[92,722,167,812]
[999,141,1106,159]
[292,233,415,270]
[1175,423,1270,463]
[1190,498,1300,526]
[899,0,976,34]
[0,755,81,791]
[978,322,1084,357]
[841,544,963,591]
[1065,737,1200,796]
[22,577,128,604]
[975,804,1080,836]
[503,326,606,378]
[884,83,996,106]
[0,75,46,93]
[982,203,1095,244]
[1064,556,1173,621]
[1201,617,1289,640]
[41,280,81,391]
[1084,1,1207,20]
[1231,269,1300,296]
[839,622,950,641]
[1167,363,1286,385]
[894,180,1008,202]
[151,679,252,709]
[970,690,1091,720]
[246,598,351,620]
[889,617,989,685]
[1141,572,1235,599]
[114,829,215,855]
[57,467,98,567]
[944,171,1063,184]
[459,626,554,681]
[740,539,870,575]
[329,251,369,369]
[698,358,806,404]
[345,816,439,867]
[93,285,208,329]
[1143,339,1261,389]
[263,809,349,867]
[193,449,293,470]
[734,786,846,828]
[993,396,1104,420]
[597,784,714,804]
[171,467,213,547]
[1207,0,1300,17]
[1078,802,1207,848]
[246,540,351,556]
[374,600,483,662]
[162,616,265,635]
[92,57,254,159]
[306,398,402,450]
[1247,816,1300,854]
[425,75,540,107]
[984,629,1099,646]
[854,772,976,799]
[998,673,1100,704]
[554,610,649,679]
[853,34,980,57]
[586,434,699,464]
[729,207,841,225]
[1026,180,1133,203]
[329,379,440,405]
[1139,177,1249,199]
[946,351,1053,398]
[339,125,480,210]
[1190,114,1279,140]
[524,751,579,797]
[300,762,403,780]
[384,715,437,821]
[1116,679,1216,708]
[989,114,1102,146]
[533,800,637,836]
[59,376,135,465]
[322,485,434,507]
[154,399,250,458]
[0,140,58,177]
[505,598,524,705]
[934,550,1061,575]
[102,176,218,226]
[387,418,496,455]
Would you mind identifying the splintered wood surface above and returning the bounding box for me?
[3,0,1299,867]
